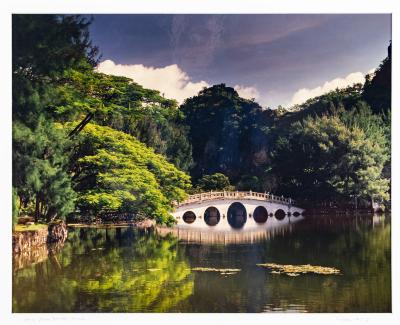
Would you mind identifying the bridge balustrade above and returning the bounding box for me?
[176,191,293,207]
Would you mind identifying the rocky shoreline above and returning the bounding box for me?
[12,219,157,271]
[12,221,68,254]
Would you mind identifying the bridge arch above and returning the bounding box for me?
[227,202,247,229]
[204,206,221,226]
[171,191,304,230]
[182,211,196,224]
[253,206,268,224]
[275,209,286,220]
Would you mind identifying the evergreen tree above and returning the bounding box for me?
[12,14,98,221]
[13,117,76,221]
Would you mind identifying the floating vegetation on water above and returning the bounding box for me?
[191,267,241,275]
[286,273,300,277]
[257,263,341,276]
[271,270,281,274]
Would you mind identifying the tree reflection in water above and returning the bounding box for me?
[13,215,391,313]
[13,227,194,312]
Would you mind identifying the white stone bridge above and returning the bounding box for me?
[172,191,305,231]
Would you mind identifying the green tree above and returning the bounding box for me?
[12,15,98,222]
[237,175,261,191]
[363,42,391,114]
[13,117,76,221]
[53,70,193,171]
[181,84,272,183]
[271,113,389,204]
[196,173,232,191]
[64,123,191,224]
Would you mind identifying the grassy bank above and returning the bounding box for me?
[13,224,48,232]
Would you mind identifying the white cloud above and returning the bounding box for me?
[97,60,209,103]
[288,71,367,107]
[234,85,260,100]
[97,59,261,105]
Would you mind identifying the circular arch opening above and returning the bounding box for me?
[275,209,286,220]
[227,202,247,229]
[204,207,220,226]
[182,211,196,224]
[292,211,300,217]
[253,206,268,224]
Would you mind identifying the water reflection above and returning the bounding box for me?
[227,202,247,229]
[204,206,220,226]
[13,228,194,312]
[158,215,302,244]
[12,214,391,313]
[13,240,65,271]
[253,206,268,224]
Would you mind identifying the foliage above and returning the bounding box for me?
[13,227,194,312]
[53,69,193,171]
[12,188,19,229]
[12,15,98,125]
[237,175,262,191]
[181,84,272,182]
[363,43,391,114]
[13,116,76,221]
[12,15,98,83]
[196,173,232,192]
[270,111,389,204]
[64,123,191,224]
[12,14,97,222]
[12,15,192,224]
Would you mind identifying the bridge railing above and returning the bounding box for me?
[176,191,294,207]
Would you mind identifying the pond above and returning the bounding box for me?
[12,214,391,313]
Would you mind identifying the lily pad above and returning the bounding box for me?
[257,263,341,275]
[191,267,241,275]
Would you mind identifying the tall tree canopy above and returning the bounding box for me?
[53,70,193,171]
[63,123,191,224]
[195,173,232,192]
[12,15,98,222]
[181,84,272,182]
[12,15,192,224]
[270,105,389,205]
[363,42,391,115]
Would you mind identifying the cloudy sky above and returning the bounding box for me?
[90,14,391,108]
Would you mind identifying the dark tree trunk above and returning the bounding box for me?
[46,206,58,223]
[68,113,94,138]
[34,194,40,222]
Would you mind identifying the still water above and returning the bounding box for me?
[12,214,391,313]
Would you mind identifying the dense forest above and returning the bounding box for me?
[12,15,391,226]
